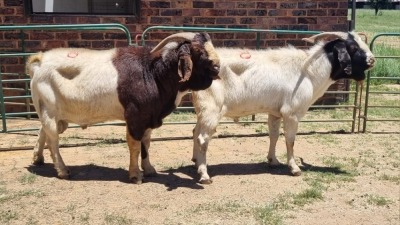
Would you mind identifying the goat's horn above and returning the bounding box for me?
[150,32,197,54]
[302,32,349,44]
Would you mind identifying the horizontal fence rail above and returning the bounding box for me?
[362,33,400,133]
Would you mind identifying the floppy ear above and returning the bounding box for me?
[334,42,352,75]
[177,44,193,82]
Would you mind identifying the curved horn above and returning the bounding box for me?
[150,32,197,54]
[302,32,349,44]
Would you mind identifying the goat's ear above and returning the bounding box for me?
[334,42,352,75]
[177,44,193,82]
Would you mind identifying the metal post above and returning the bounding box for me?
[0,72,7,133]
[351,0,356,30]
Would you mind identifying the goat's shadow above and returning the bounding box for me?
[27,157,349,191]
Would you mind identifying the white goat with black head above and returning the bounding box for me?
[28,32,220,184]
[191,32,375,184]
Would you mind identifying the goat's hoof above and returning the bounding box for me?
[199,178,213,184]
[57,170,71,179]
[32,156,44,165]
[191,158,197,163]
[144,171,157,177]
[130,177,143,184]
[291,170,302,176]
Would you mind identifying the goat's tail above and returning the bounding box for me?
[26,52,43,78]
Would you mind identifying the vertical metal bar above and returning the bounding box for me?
[357,82,363,133]
[0,72,7,133]
[362,71,371,133]
[252,31,261,121]
[351,81,358,133]
[351,0,356,30]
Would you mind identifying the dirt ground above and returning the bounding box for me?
[0,118,399,225]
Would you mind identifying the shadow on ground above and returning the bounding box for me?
[26,158,349,191]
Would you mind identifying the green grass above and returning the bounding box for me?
[0,210,18,224]
[366,194,392,206]
[104,213,133,225]
[352,9,400,34]
[254,205,284,225]
[19,173,37,184]
[292,187,323,206]
[379,174,400,184]
[351,9,400,82]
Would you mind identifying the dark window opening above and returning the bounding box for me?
[25,0,140,16]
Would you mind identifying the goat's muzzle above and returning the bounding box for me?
[210,65,221,80]
[366,55,376,70]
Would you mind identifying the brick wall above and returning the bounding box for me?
[0,0,350,111]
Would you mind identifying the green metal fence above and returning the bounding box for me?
[362,33,400,133]
[0,24,133,132]
[1,25,392,134]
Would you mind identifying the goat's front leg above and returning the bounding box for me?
[141,129,157,177]
[283,115,301,176]
[267,114,282,166]
[126,128,142,184]
[192,120,217,184]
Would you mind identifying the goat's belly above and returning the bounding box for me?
[224,103,279,118]
[58,101,125,125]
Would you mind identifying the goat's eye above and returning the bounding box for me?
[348,44,358,53]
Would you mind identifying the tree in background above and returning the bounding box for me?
[368,0,392,15]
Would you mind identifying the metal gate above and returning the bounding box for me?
[361,33,400,132]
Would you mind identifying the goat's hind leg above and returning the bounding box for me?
[40,113,70,178]
[267,115,282,167]
[141,129,157,177]
[126,127,143,184]
[283,115,301,176]
[32,127,46,165]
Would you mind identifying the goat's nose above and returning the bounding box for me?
[368,56,376,67]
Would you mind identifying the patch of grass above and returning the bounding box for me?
[254,205,284,225]
[19,173,37,184]
[79,212,90,224]
[0,210,18,224]
[292,187,323,206]
[366,194,392,206]
[98,138,125,145]
[255,124,267,133]
[26,216,39,225]
[164,111,197,122]
[192,201,249,215]
[379,174,400,184]
[354,9,400,34]
[104,213,134,225]
[370,45,400,82]
[0,189,45,203]
[313,134,338,146]
[353,9,400,82]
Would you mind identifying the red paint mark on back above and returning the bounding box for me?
[67,52,79,58]
[240,51,251,59]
